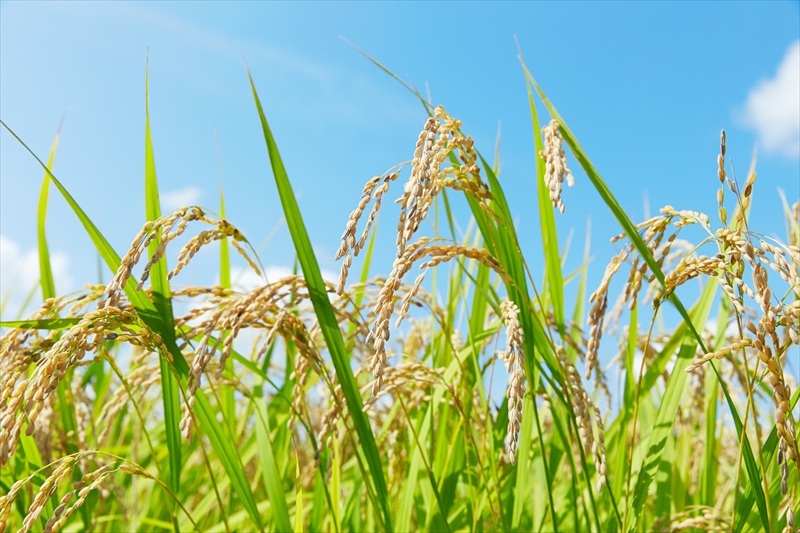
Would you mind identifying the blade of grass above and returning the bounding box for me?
[700,298,730,506]
[339,37,432,113]
[523,71,771,532]
[295,449,304,533]
[35,117,89,528]
[398,395,452,533]
[710,355,770,531]
[520,54,564,333]
[627,282,716,532]
[309,469,325,533]
[144,60,182,505]
[214,126,232,291]
[734,387,800,530]
[0,318,80,329]
[247,67,393,532]
[475,156,559,531]
[523,69,704,348]
[612,303,638,501]
[214,126,236,435]
[37,116,64,302]
[2,120,265,531]
[398,402,428,532]
[653,431,675,524]
[253,386,292,533]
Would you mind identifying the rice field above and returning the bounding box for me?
[0,51,798,533]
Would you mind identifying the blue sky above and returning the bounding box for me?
[1,1,798,327]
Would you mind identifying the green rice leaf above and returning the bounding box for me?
[0,122,153,312]
[1,120,264,532]
[0,318,80,329]
[192,392,263,530]
[734,387,800,530]
[700,300,730,506]
[611,303,638,500]
[627,282,716,532]
[214,127,235,433]
[712,357,770,532]
[295,448,304,533]
[521,73,770,531]
[310,469,326,533]
[253,387,292,533]
[524,71,705,353]
[397,397,428,532]
[215,126,232,290]
[520,57,564,331]
[144,58,183,500]
[37,118,63,302]
[247,68,393,532]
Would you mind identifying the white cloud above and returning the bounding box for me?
[229,264,337,293]
[161,186,202,211]
[229,265,289,293]
[740,40,800,157]
[0,234,72,319]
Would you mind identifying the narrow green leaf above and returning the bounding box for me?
[38,118,63,301]
[627,282,716,531]
[653,430,674,523]
[247,68,393,532]
[524,70,705,353]
[340,37,432,113]
[144,60,182,498]
[193,392,263,530]
[700,300,729,506]
[521,61,564,331]
[2,120,265,531]
[253,387,292,533]
[712,356,770,532]
[295,450,304,533]
[611,303,638,501]
[31,115,87,530]
[214,126,235,433]
[734,387,800,530]
[398,402,428,532]
[520,73,770,531]
[0,318,80,329]
[310,469,325,533]
[0,124,153,315]
[215,126,232,290]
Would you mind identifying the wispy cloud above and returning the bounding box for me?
[0,234,72,319]
[162,186,203,211]
[740,40,800,157]
[110,2,335,83]
[229,265,337,293]
[56,2,418,128]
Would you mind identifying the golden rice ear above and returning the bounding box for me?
[586,248,629,381]
[335,171,401,294]
[103,207,254,309]
[500,300,525,465]
[554,345,608,486]
[592,405,608,492]
[541,120,575,214]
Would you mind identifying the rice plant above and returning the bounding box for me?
[0,49,798,533]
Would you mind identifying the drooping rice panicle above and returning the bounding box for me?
[541,119,574,213]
